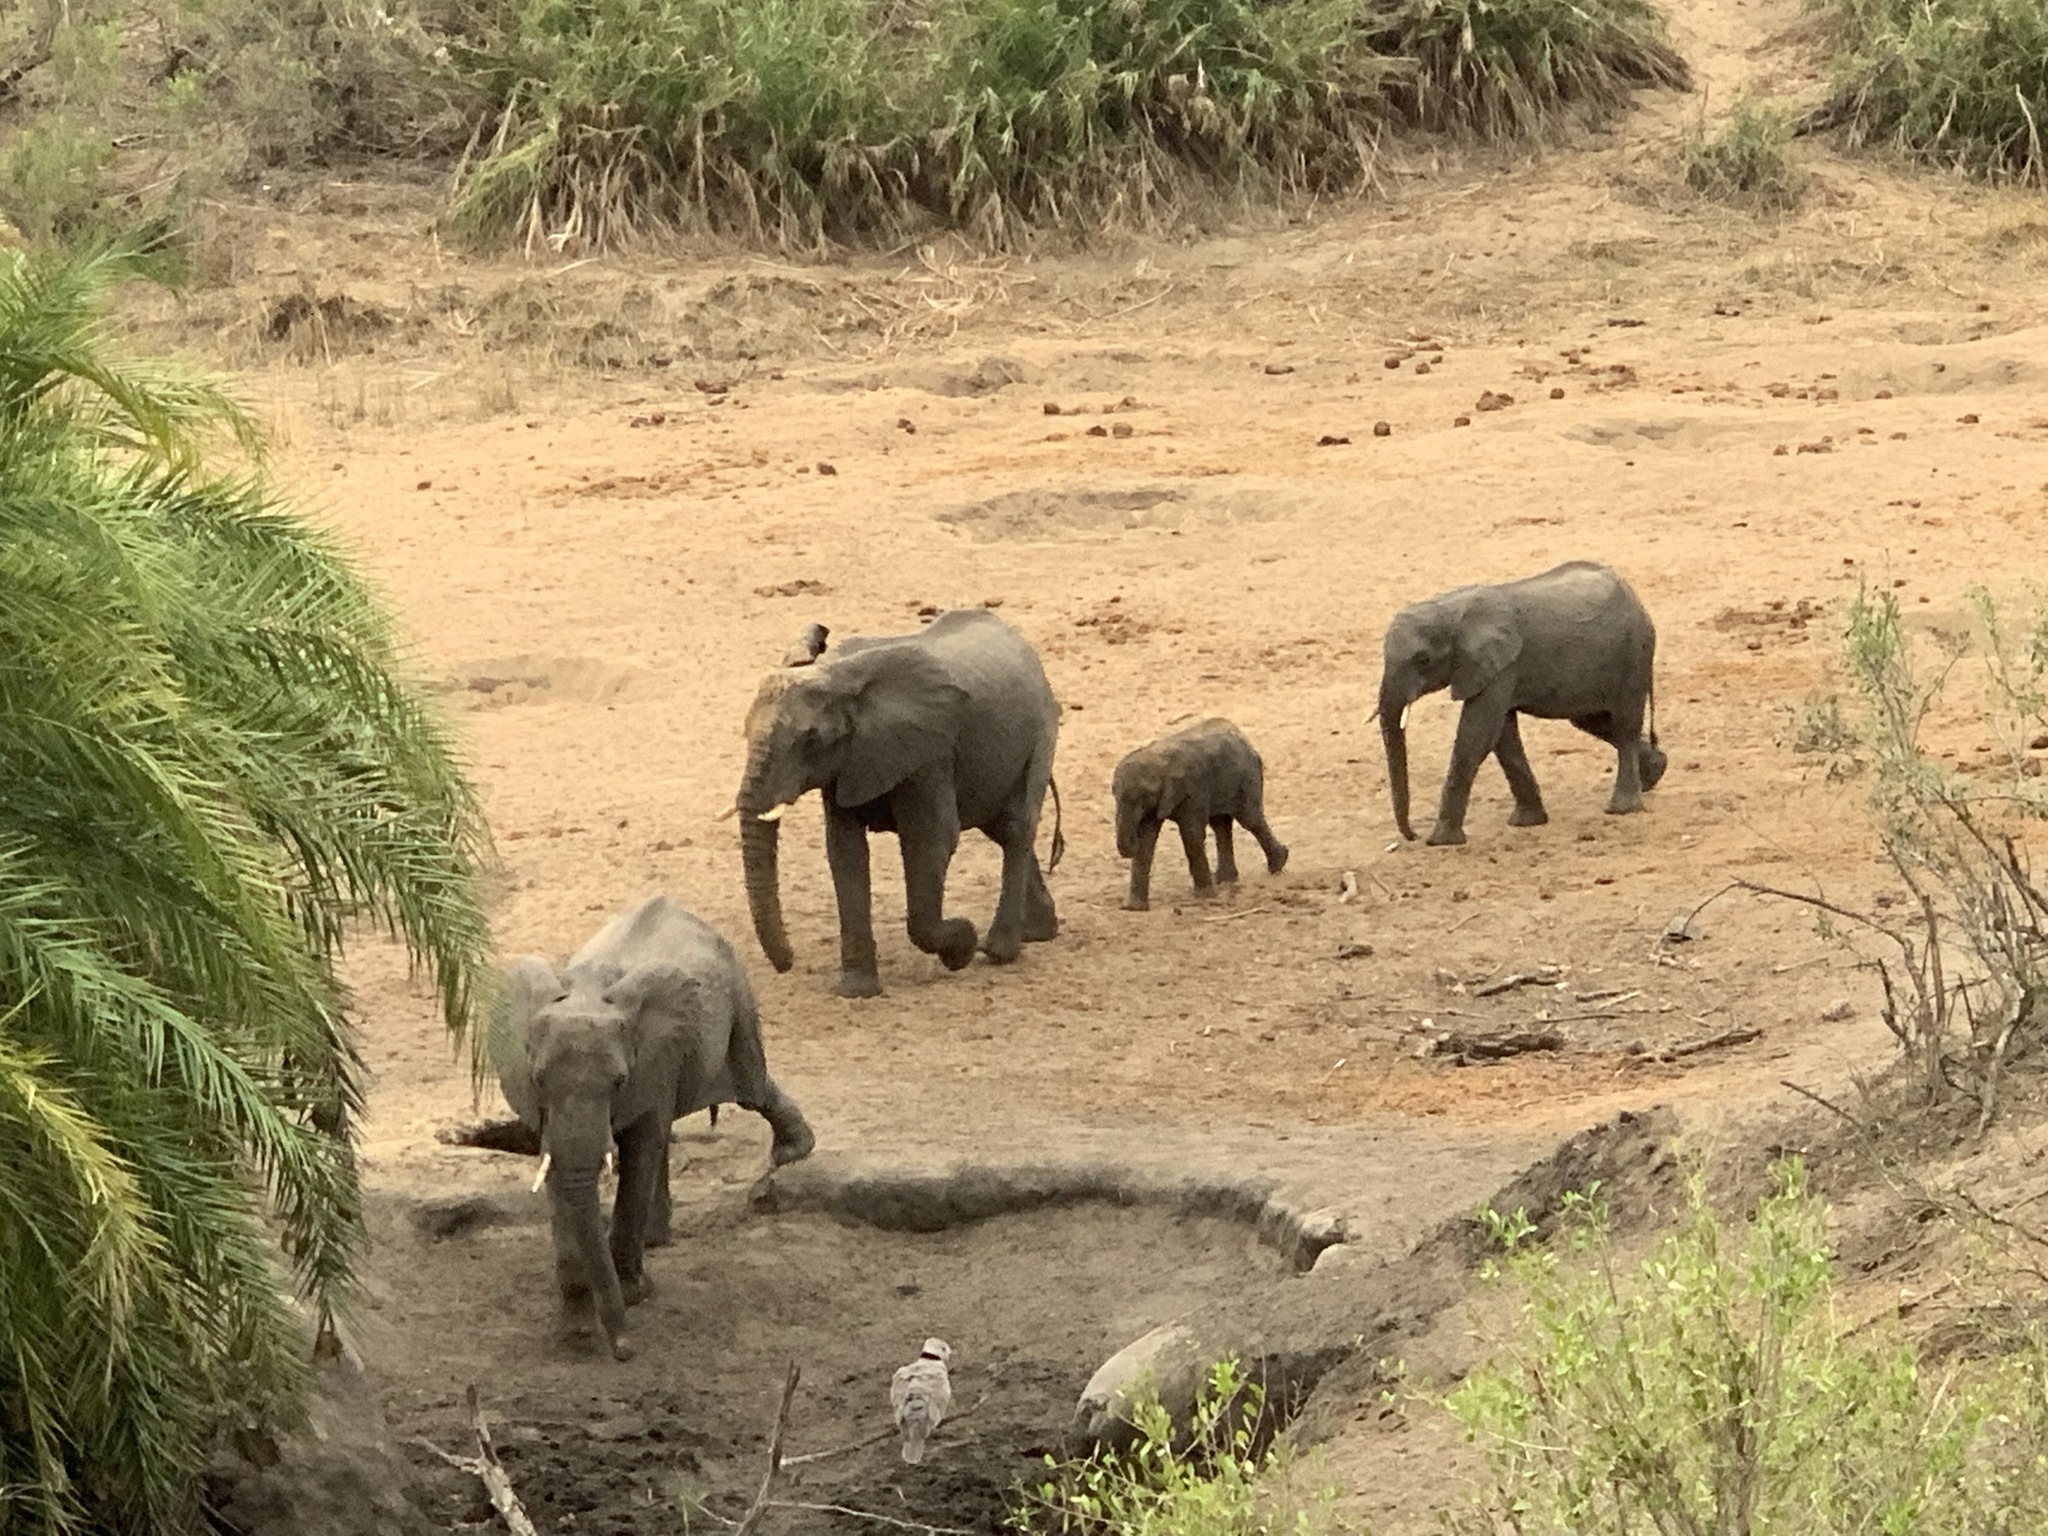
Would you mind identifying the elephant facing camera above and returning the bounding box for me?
[1377,560,1665,848]
[1113,718,1289,912]
[492,895,813,1362]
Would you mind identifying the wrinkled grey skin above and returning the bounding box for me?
[737,608,1061,999]
[1113,718,1289,911]
[1378,560,1666,847]
[493,896,814,1361]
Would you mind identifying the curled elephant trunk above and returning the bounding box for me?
[1380,687,1416,842]
[740,811,795,973]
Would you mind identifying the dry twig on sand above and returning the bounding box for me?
[415,1387,539,1536]
[733,1363,802,1536]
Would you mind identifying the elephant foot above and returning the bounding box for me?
[1604,795,1646,816]
[1507,805,1549,828]
[619,1272,652,1306]
[1022,905,1059,942]
[1265,845,1289,875]
[1215,868,1240,885]
[835,970,883,999]
[937,920,979,971]
[1641,745,1669,791]
[771,1116,816,1166]
[981,931,1022,965]
[1425,824,1468,847]
[1122,894,1150,912]
[609,1334,636,1363]
[644,1226,673,1250]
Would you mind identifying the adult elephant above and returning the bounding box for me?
[493,895,813,1361]
[736,607,1063,999]
[1376,560,1666,846]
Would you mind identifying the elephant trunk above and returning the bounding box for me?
[1380,680,1416,841]
[740,809,795,974]
[546,1109,630,1360]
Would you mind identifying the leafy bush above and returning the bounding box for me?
[1012,1359,1340,1536]
[1368,0,1691,140]
[1749,586,2048,1132]
[1445,1160,2048,1535]
[447,0,1687,249]
[1812,0,2048,182]
[1684,96,1804,208]
[0,243,492,1533]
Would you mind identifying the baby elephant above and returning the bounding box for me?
[1113,719,1289,911]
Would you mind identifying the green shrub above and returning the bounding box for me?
[1368,0,1691,139]
[1012,1359,1341,1536]
[448,0,1687,249]
[1445,1160,2048,1535]
[1813,0,2048,181]
[1684,97,1804,208]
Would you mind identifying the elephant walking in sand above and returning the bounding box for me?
[1377,560,1665,847]
[736,608,1063,998]
[493,895,813,1361]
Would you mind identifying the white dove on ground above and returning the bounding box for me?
[890,1338,953,1464]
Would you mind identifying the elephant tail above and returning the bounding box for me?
[1046,776,1066,873]
[1648,681,1659,748]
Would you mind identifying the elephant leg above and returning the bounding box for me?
[1022,854,1059,942]
[822,801,882,998]
[1429,696,1511,846]
[1178,816,1214,892]
[984,821,1034,965]
[644,1132,673,1249]
[1640,739,1669,791]
[1123,813,1163,911]
[548,1209,597,1342]
[1573,708,1649,814]
[1240,783,1288,874]
[608,1116,666,1306]
[1494,712,1549,828]
[896,790,976,970]
[1210,816,1240,883]
[747,1082,816,1165]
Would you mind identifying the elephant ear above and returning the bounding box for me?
[827,645,970,809]
[604,962,705,1122]
[1449,596,1523,702]
[491,956,562,1129]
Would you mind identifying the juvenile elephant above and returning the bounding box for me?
[492,895,813,1361]
[737,608,1063,999]
[1377,560,1666,846]
[1113,718,1288,910]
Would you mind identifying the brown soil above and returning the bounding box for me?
[143,0,2048,1524]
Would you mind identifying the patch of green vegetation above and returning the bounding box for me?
[445,0,1689,249]
[1685,96,1804,209]
[1012,1359,1342,1535]
[0,241,493,1533]
[1812,0,2048,181]
[1445,1160,2048,1535]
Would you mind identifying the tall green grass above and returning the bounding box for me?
[446,0,1689,249]
[1812,0,2048,182]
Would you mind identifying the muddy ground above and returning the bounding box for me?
[133,0,2048,1526]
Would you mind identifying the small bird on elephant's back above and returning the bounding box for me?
[891,1338,953,1464]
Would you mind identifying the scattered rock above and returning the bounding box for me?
[896,417,916,433]
[1414,361,1432,376]
[1111,422,1134,438]
[1475,390,1512,412]
[1316,434,1351,446]
[755,578,831,598]
[1606,317,1645,327]
[1549,387,1565,399]
[1453,415,1471,427]
[1660,911,1703,944]
[1383,355,1405,370]
[1372,421,1391,437]
[1264,363,1295,376]
[1086,424,1108,437]
[1335,942,1374,961]
[408,1195,520,1242]
[1959,413,1980,424]
[1044,402,1063,415]
[816,462,837,475]
[1820,999,1854,1022]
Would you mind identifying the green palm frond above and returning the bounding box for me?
[0,241,492,1533]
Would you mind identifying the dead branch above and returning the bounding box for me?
[1472,965,1562,999]
[1423,1029,1564,1063]
[781,1426,894,1467]
[734,1363,801,1536]
[768,1503,974,1535]
[1779,1078,1869,1132]
[415,1389,539,1536]
[1655,1026,1763,1062]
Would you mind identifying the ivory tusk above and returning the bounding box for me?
[1399,704,1412,730]
[756,804,787,822]
[531,1152,552,1193]
[603,1149,616,1177]
[714,805,739,822]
